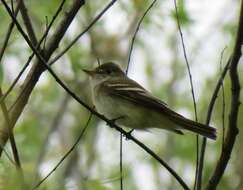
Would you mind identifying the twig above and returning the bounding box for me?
[0,89,21,169]
[0,0,22,63]
[173,1,199,189]
[0,0,67,105]
[19,0,38,46]
[219,47,227,151]
[119,132,123,190]
[123,2,158,187]
[0,0,23,174]
[2,1,189,189]
[48,0,118,65]
[204,1,243,189]
[197,58,230,190]
[126,0,157,74]
[32,113,93,189]
[33,93,70,183]
[0,0,85,157]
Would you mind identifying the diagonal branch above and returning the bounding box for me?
[204,1,243,189]
[19,0,38,46]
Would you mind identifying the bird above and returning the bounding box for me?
[83,62,216,140]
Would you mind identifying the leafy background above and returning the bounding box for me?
[0,0,242,190]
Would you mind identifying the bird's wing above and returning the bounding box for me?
[102,78,183,119]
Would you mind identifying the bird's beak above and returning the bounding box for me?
[82,69,96,76]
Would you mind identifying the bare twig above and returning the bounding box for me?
[48,0,118,65]
[19,0,38,46]
[197,58,230,190]
[173,1,199,189]
[0,0,22,172]
[0,0,85,156]
[204,1,242,189]
[32,113,93,189]
[0,0,22,63]
[219,48,227,151]
[0,0,67,105]
[123,2,158,187]
[33,93,70,182]
[126,0,157,74]
[119,132,123,190]
[0,89,21,169]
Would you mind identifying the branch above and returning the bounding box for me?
[19,0,38,46]
[204,1,243,189]
[126,0,157,74]
[48,0,118,65]
[32,113,92,190]
[1,1,190,189]
[0,0,67,105]
[0,0,85,156]
[0,0,22,63]
[173,1,199,189]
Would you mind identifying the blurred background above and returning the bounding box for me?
[0,0,242,189]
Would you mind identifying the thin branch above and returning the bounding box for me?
[32,113,93,190]
[173,1,199,189]
[204,1,243,189]
[2,1,190,189]
[119,132,123,190]
[48,0,118,65]
[197,58,231,190]
[0,0,67,105]
[219,48,227,151]
[126,0,157,74]
[0,89,21,168]
[0,0,85,157]
[0,0,22,63]
[0,0,22,172]
[123,2,158,185]
[19,0,38,46]
[33,93,70,183]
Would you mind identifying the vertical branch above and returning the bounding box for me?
[123,2,158,188]
[204,1,243,189]
[126,0,157,74]
[0,89,21,169]
[173,1,199,189]
[219,48,227,151]
[119,133,123,190]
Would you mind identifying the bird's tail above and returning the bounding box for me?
[174,117,217,140]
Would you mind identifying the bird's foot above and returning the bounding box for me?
[107,115,126,127]
[124,129,134,140]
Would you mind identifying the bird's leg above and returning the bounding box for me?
[124,129,134,140]
[107,115,126,127]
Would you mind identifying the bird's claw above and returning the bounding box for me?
[124,129,134,140]
[107,115,126,127]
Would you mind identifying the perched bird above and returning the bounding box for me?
[83,62,216,140]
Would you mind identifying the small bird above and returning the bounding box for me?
[83,62,216,140]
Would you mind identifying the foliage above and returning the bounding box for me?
[0,0,242,190]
